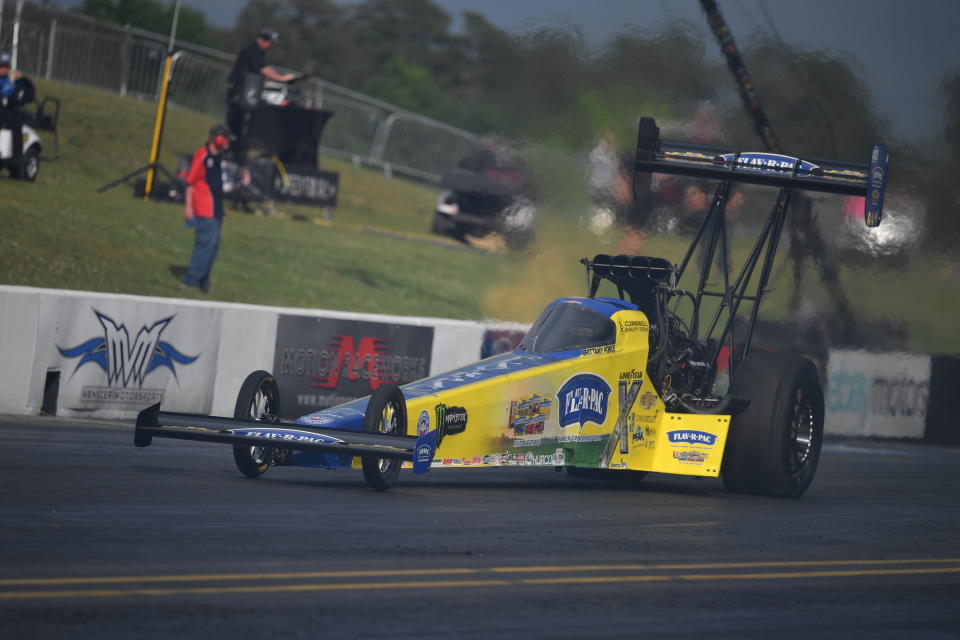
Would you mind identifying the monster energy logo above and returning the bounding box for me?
[434,403,467,445]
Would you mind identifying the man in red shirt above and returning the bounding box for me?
[181,124,232,293]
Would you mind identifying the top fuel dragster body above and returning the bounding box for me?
[135,118,889,498]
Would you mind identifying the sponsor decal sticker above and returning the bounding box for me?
[412,428,437,474]
[403,353,550,397]
[416,444,433,463]
[302,414,334,424]
[434,404,468,445]
[617,319,649,333]
[417,410,430,436]
[639,391,657,410]
[475,449,566,466]
[673,450,707,464]
[667,430,718,446]
[615,379,643,454]
[581,344,616,356]
[719,152,819,174]
[557,374,611,428]
[231,428,342,445]
[509,393,552,436]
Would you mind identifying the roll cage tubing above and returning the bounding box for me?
[586,117,888,387]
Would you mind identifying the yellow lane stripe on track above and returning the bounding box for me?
[0,579,511,601]
[1,564,959,600]
[676,568,960,581]
[0,568,476,587]
[3,558,959,587]
[492,558,960,573]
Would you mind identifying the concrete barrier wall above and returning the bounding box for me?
[825,349,931,439]
[0,285,521,421]
[1,285,954,443]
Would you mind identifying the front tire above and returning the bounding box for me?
[232,370,281,479]
[10,148,39,181]
[361,385,406,491]
[721,351,824,498]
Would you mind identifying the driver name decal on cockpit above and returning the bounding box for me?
[557,374,611,428]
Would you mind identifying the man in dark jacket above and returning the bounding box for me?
[226,29,296,161]
[181,124,233,293]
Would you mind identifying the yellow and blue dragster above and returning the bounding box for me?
[134,118,890,498]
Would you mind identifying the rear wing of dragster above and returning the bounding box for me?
[134,404,439,474]
[633,117,889,226]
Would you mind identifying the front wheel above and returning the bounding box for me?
[361,385,406,491]
[721,351,824,498]
[10,148,39,181]
[232,370,281,479]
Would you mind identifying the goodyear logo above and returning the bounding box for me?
[667,430,717,446]
[557,374,611,428]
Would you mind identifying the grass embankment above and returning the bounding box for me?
[0,80,957,354]
[0,80,507,320]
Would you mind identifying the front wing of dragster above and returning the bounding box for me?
[134,403,440,474]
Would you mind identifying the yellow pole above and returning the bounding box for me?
[143,52,174,201]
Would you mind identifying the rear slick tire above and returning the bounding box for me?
[721,351,824,498]
[361,384,406,491]
[232,370,281,479]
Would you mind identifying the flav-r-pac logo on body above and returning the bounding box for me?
[557,374,611,428]
[666,430,718,446]
[57,310,198,388]
[719,152,819,174]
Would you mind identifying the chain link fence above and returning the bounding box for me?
[0,3,478,182]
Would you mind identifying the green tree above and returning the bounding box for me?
[362,55,456,121]
[78,0,214,47]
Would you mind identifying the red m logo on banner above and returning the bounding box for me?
[309,335,389,390]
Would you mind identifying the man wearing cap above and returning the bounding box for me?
[0,53,27,167]
[226,29,296,162]
[181,124,233,293]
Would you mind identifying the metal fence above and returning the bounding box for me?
[0,4,478,182]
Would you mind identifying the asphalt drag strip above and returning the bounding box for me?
[2,416,960,638]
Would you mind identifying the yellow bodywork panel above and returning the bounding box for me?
[395,306,731,478]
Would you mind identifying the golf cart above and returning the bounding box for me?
[0,77,59,181]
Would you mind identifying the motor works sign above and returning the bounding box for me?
[273,315,434,418]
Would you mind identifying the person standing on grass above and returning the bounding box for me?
[182,124,232,293]
[0,52,28,167]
